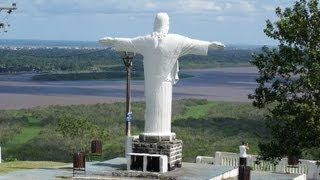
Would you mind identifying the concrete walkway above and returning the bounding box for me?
[0,158,237,180]
[0,158,125,180]
[0,158,305,180]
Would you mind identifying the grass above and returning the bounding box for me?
[7,127,41,146]
[174,101,218,120]
[27,117,41,125]
[0,161,66,174]
[6,117,42,149]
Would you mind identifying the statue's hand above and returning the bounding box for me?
[209,41,225,50]
[99,37,115,47]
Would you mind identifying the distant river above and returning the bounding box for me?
[0,67,258,109]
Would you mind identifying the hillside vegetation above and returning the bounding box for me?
[0,99,268,163]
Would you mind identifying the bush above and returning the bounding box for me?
[7,132,72,162]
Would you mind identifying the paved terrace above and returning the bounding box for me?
[0,157,305,180]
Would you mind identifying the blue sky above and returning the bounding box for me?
[1,0,295,45]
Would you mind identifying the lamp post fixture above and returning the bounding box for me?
[0,3,17,33]
[122,52,134,136]
[0,3,17,12]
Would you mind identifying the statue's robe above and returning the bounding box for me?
[105,34,210,135]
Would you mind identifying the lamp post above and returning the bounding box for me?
[0,4,17,163]
[122,52,134,136]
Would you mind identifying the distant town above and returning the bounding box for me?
[0,39,266,50]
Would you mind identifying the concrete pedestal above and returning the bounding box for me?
[131,133,183,171]
[127,153,168,173]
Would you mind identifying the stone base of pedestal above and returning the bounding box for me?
[131,134,182,171]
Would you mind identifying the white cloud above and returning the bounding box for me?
[5,0,297,43]
[13,0,285,22]
[238,1,256,12]
[225,3,232,9]
[144,1,157,9]
[129,15,136,21]
[178,0,222,13]
[221,0,257,14]
[216,16,224,22]
[17,0,224,15]
[262,5,276,12]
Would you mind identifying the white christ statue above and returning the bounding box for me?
[100,12,224,138]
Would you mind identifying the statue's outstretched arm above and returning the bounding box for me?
[179,35,225,57]
[209,41,225,50]
[99,37,117,47]
[99,37,140,53]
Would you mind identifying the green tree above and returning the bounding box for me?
[56,116,106,153]
[250,0,320,163]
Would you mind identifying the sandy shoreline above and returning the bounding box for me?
[0,67,258,109]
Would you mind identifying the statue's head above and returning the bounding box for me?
[153,12,169,35]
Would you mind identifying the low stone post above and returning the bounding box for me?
[275,158,286,173]
[214,151,222,165]
[126,136,134,168]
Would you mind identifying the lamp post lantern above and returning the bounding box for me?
[0,3,17,33]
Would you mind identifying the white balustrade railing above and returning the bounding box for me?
[276,157,320,179]
[195,156,214,164]
[196,151,320,180]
